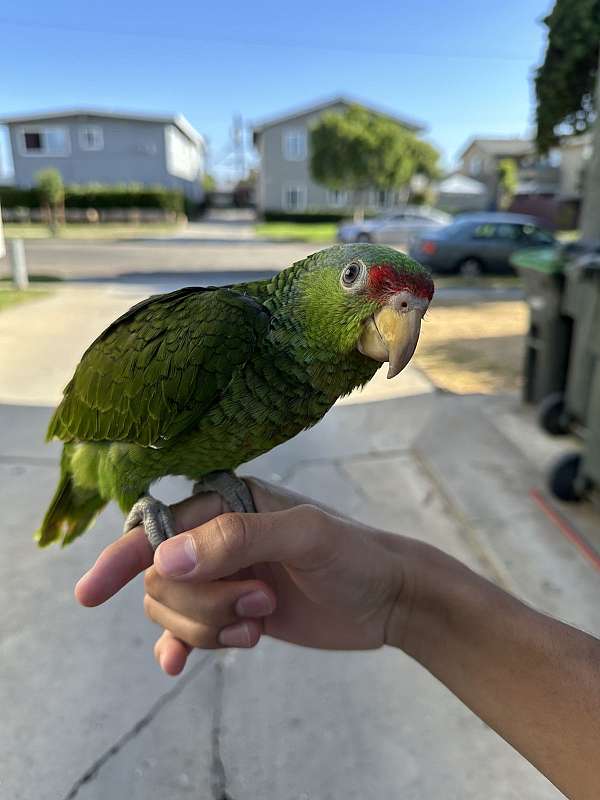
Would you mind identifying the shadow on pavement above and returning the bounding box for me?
[70,269,279,287]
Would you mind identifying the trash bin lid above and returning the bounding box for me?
[510,246,563,274]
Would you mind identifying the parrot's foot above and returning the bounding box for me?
[124,495,177,551]
[193,471,256,514]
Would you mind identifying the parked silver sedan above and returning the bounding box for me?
[337,207,452,245]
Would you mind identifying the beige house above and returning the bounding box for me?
[251,96,423,215]
[458,137,547,208]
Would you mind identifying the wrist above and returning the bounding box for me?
[378,534,472,655]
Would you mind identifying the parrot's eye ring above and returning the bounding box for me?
[341,260,365,290]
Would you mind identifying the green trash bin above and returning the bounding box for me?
[511,246,572,407]
[548,253,600,501]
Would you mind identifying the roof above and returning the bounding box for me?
[0,108,204,146]
[458,136,534,160]
[437,173,487,195]
[252,95,424,141]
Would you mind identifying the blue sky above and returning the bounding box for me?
[0,0,553,182]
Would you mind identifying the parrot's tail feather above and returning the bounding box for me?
[36,471,107,548]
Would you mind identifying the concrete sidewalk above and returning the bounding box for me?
[0,284,433,407]
[2,278,600,798]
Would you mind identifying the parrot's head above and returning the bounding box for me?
[297,243,434,379]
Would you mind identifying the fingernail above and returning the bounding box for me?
[218,622,253,648]
[156,535,197,576]
[235,590,273,617]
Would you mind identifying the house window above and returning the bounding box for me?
[19,126,69,156]
[282,129,307,161]
[283,184,306,211]
[327,189,348,207]
[375,190,388,208]
[469,155,482,176]
[24,131,42,151]
[79,125,103,151]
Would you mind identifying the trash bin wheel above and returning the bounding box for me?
[538,392,570,436]
[548,452,590,502]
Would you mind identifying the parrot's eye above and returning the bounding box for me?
[341,260,365,289]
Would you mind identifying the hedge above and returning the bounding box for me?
[0,183,186,214]
[262,210,349,223]
[261,209,379,223]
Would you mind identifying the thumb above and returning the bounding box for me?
[154,505,334,581]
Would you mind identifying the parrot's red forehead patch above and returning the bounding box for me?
[367,263,434,302]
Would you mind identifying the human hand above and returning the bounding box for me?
[75,479,411,676]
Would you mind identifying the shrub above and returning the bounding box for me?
[0,183,186,214]
[263,210,349,223]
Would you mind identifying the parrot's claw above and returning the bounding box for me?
[193,471,256,514]
[124,495,177,551]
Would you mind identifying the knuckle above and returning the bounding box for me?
[292,504,337,565]
[143,594,154,620]
[188,623,215,649]
[214,513,250,558]
[144,568,158,595]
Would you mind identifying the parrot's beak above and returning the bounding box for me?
[358,292,428,379]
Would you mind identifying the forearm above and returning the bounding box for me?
[383,535,600,800]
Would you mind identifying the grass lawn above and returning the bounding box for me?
[255,222,338,242]
[413,300,528,394]
[0,287,52,312]
[3,222,183,240]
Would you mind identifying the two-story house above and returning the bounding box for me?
[0,108,205,200]
[458,137,548,207]
[251,96,424,215]
[458,134,592,225]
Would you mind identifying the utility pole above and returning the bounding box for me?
[232,114,246,182]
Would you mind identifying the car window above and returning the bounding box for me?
[496,224,519,239]
[472,223,496,239]
[472,223,518,240]
[406,214,432,222]
[520,224,554,244]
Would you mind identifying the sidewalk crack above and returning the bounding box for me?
[61,653,211,800]
[210,657,235,800]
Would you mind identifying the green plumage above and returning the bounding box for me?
[37,244,428,546]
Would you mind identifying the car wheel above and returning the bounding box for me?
[457,257,484,278]
[357,233,371,243]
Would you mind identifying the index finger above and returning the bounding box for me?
[74,491,230,607]
[75,526,153,607]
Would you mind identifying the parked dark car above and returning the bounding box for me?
[409,213,556,276]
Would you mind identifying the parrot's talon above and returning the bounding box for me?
[124,495,176,550]
[193,471,256,514]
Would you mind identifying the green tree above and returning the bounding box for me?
[35,168,64,232]
[535,0,600,240]
[310,104,439,220]
[202,173,216,192]
[497,158,518,210]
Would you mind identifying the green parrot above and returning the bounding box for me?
[37,243,434,550]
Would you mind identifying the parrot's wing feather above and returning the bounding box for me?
[47,286,271,446]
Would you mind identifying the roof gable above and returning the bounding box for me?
[252,95,424,140]
[459,136,534,161]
